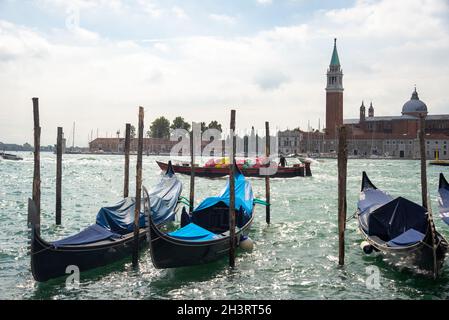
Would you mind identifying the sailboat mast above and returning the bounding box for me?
[72,122,75,149]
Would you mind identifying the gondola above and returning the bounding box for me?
[156,160,311,178]
[146,165,255,268]
[357,172,447,277]
[29,161,182,282]
[438,173,449,225]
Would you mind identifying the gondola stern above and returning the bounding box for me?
[166,160,176,177]
[439,173,449,191]
[361,171,377,191]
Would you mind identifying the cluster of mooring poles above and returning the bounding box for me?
[187,110,272,268]
[29,98,147,268]
[29,100,272,270]
[337,117,438,279]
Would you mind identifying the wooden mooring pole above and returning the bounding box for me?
[418,115,438,279]
[265,121,271,224]
[132,107,144,268]
[32,97,41,235]
[256,132,259,156]
[189,126,195,213]
[56,127,63,225]
[337,126,347,266]
[124,123,131,198]
[229,110,236,268]
[419,116,428,209]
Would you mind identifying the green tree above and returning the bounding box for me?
[150,117,170,138]
[130,125,136,138]
[208,120,222,132]
[200,122,207,132]
[170,116,191,131]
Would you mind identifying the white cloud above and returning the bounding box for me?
[172,6,189,20]
[1,0,449,145]
[136,0,163,18]
[37,0,123,11]
[256,0,273,5]
[208,14,237,25]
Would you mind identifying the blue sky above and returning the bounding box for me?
[0,1,355,39]
[0,0,448,145]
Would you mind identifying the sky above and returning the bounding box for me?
[0,0,448,146]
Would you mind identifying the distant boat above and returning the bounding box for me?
[156,159,312,178]
[1,152,23,161]
[429,150,449,166]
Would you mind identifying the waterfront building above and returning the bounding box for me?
[278,39,449,159]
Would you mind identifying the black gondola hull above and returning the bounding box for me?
[359,223,448,276]
[31,229,148,282]
[148,211,254,269]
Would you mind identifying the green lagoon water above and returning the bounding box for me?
[1,152,449,299]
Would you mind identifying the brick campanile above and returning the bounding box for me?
[325,38,344,139]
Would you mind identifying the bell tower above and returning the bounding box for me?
[368,102,374,117]
[360,101,366,122]
[325,38,344,138]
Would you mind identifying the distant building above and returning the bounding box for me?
[278,129,323,155]
[278,39,449,159]
[89,137,226,155]
[89,137,178,154]
[343,89,449,158]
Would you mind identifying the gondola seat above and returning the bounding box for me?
[387,228,425,247]
[52,224,122,247]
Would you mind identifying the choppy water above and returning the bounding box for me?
[1,152,449,299]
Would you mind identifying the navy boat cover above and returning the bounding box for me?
[387,228,425,247]
[52,224,121,247]
[366,197,427,241]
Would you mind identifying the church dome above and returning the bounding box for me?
[402,88,427,116]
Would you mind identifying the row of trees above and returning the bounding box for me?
[128,117,223,139]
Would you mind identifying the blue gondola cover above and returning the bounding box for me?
[168,223,220,241]
[96,172,182,234]
[193,170,254,218]
[96,198,146,234]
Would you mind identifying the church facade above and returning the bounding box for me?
[278,39,449,159]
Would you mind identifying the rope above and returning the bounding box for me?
[254,198,270,206]
[178,199,190,206]
[179,196,190,203]
[346,211,357,222]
